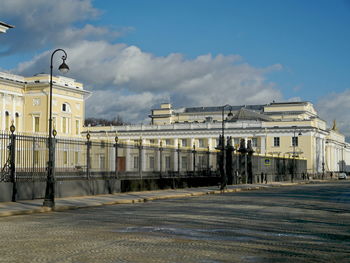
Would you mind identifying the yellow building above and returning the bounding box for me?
[87,102,350,176]
[0,72,91,138]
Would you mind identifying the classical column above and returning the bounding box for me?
[260,136,266,155]
[12,95,16,126]
[190,138,195,171]
[125,139,131,172]
[141,138,146,173]
[157,139,162,172]
[2,93,5,129]
[173,138,179,171]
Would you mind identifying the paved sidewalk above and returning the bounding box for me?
[0,181,319,217]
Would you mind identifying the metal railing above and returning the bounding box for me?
[0,131,307,186]
[0,132,221,182]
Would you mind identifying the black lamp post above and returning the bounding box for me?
[43,49,69,208]
[10,122,16,202]
[342,145,346,172]
[291,126,302,183]
[219,105,233,190]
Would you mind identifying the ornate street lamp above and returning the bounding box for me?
[43,49,69,208]
[219,105,233,190]
[291,126,302,183]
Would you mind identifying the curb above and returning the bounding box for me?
[0,181,320,218]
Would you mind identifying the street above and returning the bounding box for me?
[0,181,349,263]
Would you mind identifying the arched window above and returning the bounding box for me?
[62,103,71,113]
[15,112,19,131]
[5,111,10,131]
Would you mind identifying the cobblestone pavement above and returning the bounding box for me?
[0,181,349,263]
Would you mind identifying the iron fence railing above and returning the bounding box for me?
[0,130,308,186]
[0,132,222,182]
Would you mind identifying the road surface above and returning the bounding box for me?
[0,181,349,263]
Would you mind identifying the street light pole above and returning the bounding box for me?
[291,126,302,183]
[43,49,69,208]
[220,104,233,190]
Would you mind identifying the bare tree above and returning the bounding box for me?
[84,115,127,127]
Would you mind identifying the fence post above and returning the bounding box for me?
[86,132,93,195]
[226,137,234,184]
[86,132,91,179]
[192,144,196,176]
[9,123,16,202]
[138,138,142,179]
[114,136,118,179]
[32,137,35,200]
[177,143,180,176]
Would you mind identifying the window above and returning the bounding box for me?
[165,156,171,169]
[99,155,105,169]
[165,139,171,146]
[133,156,139,169]
[149,156,154,169]
[62,103,71,112]
[34,150,39,165]
[251,138,258,147]
[15,113,19,130]
[149,139,155,144]
[5,111,10,131]
[74,152,79,164]
[198,139,205,148]
[75,120,80,135]
[292,137,298,147]
[182,139,188,147]
[34,116,40,132]
[63,151,68,165]
[198,156,205,169]
[273,137,280,147]
[181,156,188,170]
[234,138,240,146]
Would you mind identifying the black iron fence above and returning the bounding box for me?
[0,131,309,182]
[0,130,308,201]
[0,131,221,183]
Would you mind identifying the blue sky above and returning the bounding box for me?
[92,0,350,101]
[1,0,350,133]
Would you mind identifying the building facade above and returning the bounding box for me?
[0,72,91,138]
[86,102,350,176]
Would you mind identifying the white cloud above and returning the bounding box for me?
[2,0,284,124]
[13,39,283,122]
[86,90,167,123]
[316,89,350,136]
[0,0,124,54]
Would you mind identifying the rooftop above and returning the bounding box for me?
[182,104,265,113]
[0,21,14,33]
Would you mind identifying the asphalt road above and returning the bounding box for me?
[0,181,349,263]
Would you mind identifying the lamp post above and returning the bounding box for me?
[10,122,16,202]
[342,145,346,172]
[291,126,302,183]
[219,105,233,190]
[43,49,69,208]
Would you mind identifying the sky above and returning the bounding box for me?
[0,0,350,134]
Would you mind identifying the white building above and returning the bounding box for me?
[86,102,350,176]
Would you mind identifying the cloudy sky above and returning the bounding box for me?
[1,0,350,134]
